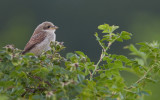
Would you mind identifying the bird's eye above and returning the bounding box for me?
[47,26,50,28]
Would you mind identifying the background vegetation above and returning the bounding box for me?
[1,24,160,100]
[0,0,160,99]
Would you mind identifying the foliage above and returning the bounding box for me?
[0,24,160,100]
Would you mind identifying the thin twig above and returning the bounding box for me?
[127,65,155,89]
[90,34,120,80]
[90,41,111,80]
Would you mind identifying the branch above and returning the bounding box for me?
[90,34,120,81]
[127,65,155,89]
[90,41,112,80]
[21,74,52,97]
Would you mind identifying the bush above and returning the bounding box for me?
[0,24,160,100]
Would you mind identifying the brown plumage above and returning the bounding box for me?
[22,21,58,55]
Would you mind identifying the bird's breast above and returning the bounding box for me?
[30,32,56,55]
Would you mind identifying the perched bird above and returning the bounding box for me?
[22,21,58,55]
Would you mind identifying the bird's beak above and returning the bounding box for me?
[51,25,58,29]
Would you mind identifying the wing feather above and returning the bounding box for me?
[22,31,47,54]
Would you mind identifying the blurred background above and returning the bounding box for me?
[0,0,160,99]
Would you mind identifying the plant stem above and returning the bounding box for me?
[127,65,155,89]
[90,33,120,80]
[90,50,104,80]
[90,41,111,80]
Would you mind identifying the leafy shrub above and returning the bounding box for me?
[0,24,160,100]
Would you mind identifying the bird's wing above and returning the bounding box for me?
[22,31,47,54]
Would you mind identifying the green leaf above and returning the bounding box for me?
[25,52,35,56]
[113,60,123,68]
[98,24,109,31]
[66,53,75,59]
[94,33,100,41]
[121,31,132,35]
[121,35,131,40]
[78,74,85,83]
[136,42,147,46]
[75,51,86,57]
[121,31,132,40]
[110,25,119,33]
[100,73,106,78]
[116,37,123,42]
[94,32,98,37]
[102,30,109,33]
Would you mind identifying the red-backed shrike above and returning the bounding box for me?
[22,21,58,55]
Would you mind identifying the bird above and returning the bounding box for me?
[22,21,58,56]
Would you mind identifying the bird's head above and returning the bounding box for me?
[33,21,58,34]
